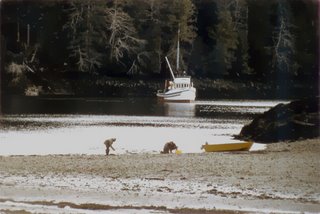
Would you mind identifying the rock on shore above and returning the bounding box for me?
[235,97,319,143]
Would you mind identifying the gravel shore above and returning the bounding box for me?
[0,139,319,213]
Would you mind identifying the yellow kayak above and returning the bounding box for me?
[201,141,253,152]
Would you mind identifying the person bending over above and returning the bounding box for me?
[104,138,116,155]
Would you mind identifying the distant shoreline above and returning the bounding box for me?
[2,77,318,100]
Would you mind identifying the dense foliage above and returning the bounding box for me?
[1,0,318,96]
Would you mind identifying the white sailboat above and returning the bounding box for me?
[156,29,196,102]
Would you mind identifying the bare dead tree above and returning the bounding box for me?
[271,1,295,75]
[104,5,146,64]
[65,1,104,72]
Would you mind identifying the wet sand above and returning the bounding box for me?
[0,139,319,213]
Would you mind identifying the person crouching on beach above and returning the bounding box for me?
[104,138,116,155]
[161,141,178,154]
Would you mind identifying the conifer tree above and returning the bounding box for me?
[173,0,197,73]
[210,0,238,76]
[64,1,105,72]
[232,0,252,75]
[127,0,196,75]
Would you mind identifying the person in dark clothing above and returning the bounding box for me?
[161,141,178,154]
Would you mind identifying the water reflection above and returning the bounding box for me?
[161,99,278,118]
[0,98,287,155]
[163,102,196,117]
[2,96,284,118]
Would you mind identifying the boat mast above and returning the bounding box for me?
[176,25,180,72]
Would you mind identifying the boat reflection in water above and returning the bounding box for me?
[163,102,196,117]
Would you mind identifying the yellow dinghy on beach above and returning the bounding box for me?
[201,141,253,152]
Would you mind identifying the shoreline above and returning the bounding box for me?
[3,77,317,100]
[0,139,319,213]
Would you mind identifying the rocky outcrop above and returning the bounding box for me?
[235,97,319,143]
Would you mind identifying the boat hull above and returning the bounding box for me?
[157,87,196,102]
[202,141,253,152]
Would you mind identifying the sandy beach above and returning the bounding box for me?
[0,139,319,213]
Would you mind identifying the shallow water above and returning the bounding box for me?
[0,98,288,155]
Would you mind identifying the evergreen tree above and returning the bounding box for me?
[209,0,238,76]
[1,1,60,90]
[173,0,197,74]
[64,1,106,73]
[232,0,252,76]
[126,0,197,76]
[290,0,318,80]
[247,0,274,79]
[140,0,163,74]
[157,0,196,75]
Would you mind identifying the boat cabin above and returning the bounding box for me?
[165,77,193,91]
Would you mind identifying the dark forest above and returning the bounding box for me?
[1,0,319,99]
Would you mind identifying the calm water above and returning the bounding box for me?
[0,97,287,155]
